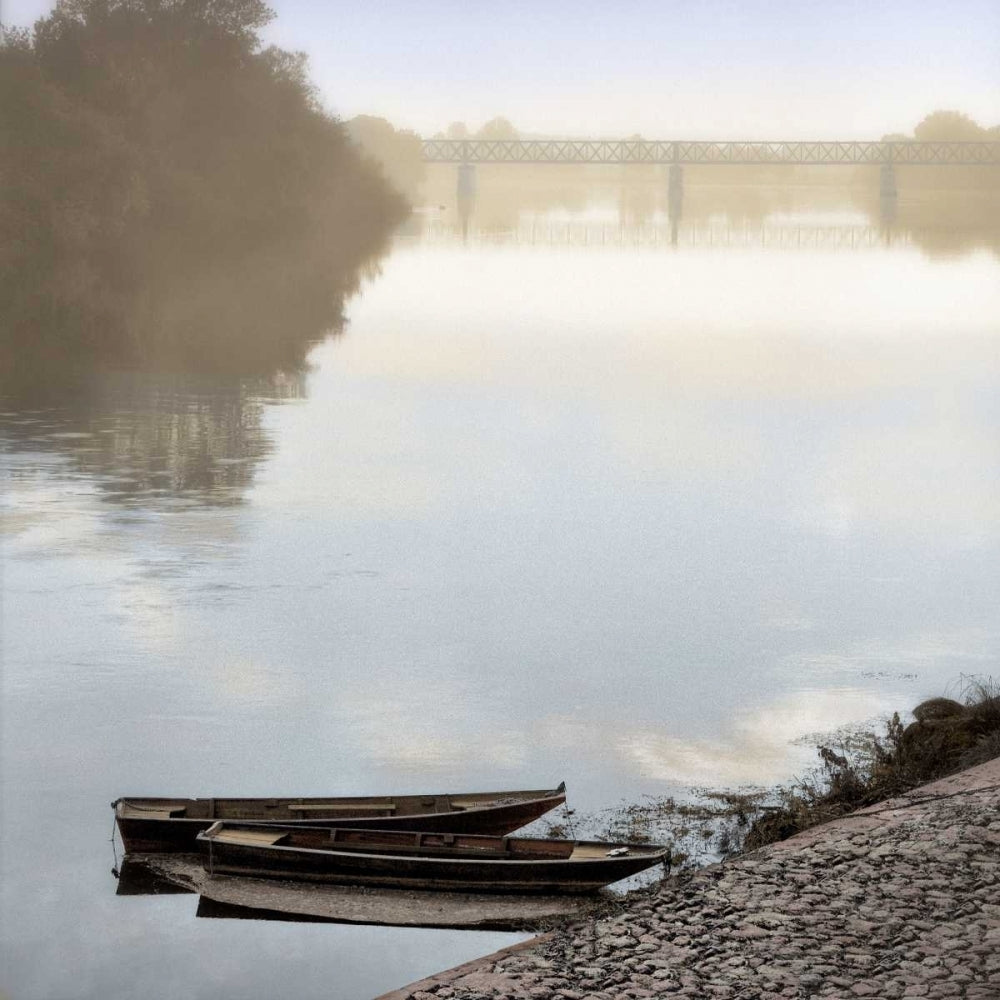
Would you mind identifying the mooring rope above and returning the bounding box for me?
[562,800,577,840]
[109,810,121,877]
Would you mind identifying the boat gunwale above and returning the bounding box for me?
[113,784,566,824]
[196,826,669,867]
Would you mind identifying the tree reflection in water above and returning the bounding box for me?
[0,235,389,508]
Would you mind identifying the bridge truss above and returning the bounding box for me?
[422,139,1000,167]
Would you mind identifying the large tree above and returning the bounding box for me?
[0,0,406,374]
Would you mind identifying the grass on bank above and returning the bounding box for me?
[545,677,1000,869]
[739,676,1000,853]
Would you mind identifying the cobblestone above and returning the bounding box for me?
[379,758,1000,999]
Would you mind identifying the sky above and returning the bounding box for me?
[4,0,1000,139]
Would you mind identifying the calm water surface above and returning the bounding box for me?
[3,183,999,998]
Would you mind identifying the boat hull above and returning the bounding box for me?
[197,832,668,894]
[115,787,566,853]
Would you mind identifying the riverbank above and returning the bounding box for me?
[379,756,1000,999]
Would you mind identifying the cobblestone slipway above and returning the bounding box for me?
[379,757,1000,1000]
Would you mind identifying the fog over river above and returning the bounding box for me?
[2,177,999,998]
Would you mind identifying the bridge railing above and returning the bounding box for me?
[421,139,1000,166]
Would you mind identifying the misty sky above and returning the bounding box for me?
[5,0,1000,138]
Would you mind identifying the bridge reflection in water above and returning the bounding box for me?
[418,216,913,252]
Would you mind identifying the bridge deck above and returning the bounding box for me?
[422,139,1000,167]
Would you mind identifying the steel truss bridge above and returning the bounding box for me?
[422,139,1000,167]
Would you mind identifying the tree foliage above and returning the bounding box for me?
[913,110,990,142]
[476,116,518,139]
[0,0,407,375]
[883,109,998,143]
[346,115,426,201]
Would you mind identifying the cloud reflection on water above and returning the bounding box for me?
[618,687,901,786]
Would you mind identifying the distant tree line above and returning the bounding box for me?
[435,118,520,141]
[432,111,1000,144]
[879,111,1000,196]
[345,115,426,202]
[0,0,407,379]
[340,116,522,205]
[884,110,1000,143]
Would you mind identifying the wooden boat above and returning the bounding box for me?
[196,823,669,894]
[113,783,566,853]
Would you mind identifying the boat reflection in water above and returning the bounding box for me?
[114,856,195,897]
[113,854,598,931]
[195,896,340,923]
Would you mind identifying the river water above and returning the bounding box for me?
[2,172,999,998]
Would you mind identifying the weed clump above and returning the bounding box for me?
[741,677,1000,852]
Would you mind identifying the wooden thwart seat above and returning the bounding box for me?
[570,844,617,860]
[287,803,396,813]
[212,829,289,846]
[120,805,187,819]
[327,831,514,858]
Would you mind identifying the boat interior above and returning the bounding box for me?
[200,823,667,862]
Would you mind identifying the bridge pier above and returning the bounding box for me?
[667,164,683,245]
[880,163,897,199]
[879,163,897,227]
[457,162,477,201]
[668,164,684,203]
[457,163,477,231]
[456,163,476,239]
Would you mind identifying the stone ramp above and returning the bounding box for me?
[378,757,1000,998]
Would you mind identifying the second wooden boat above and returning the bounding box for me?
[197,823,670,894]
[114,783,566,853]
